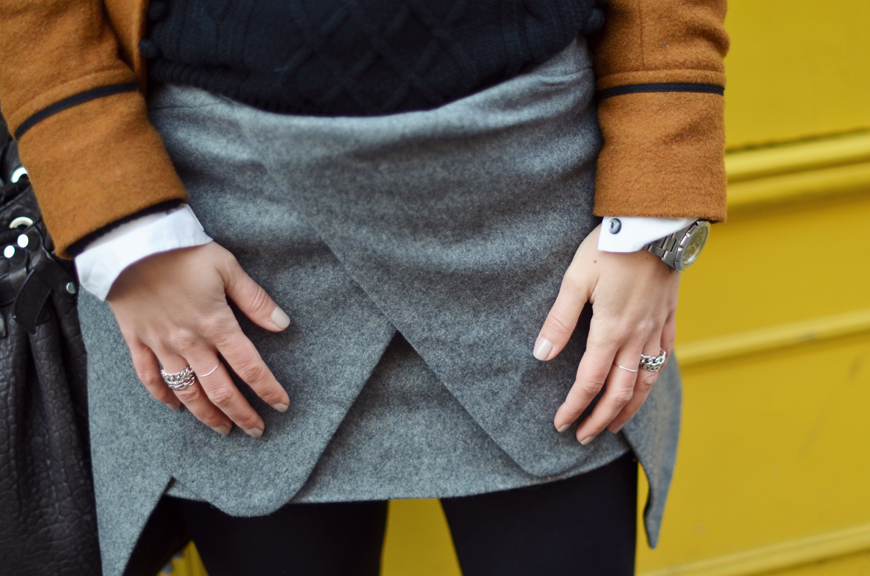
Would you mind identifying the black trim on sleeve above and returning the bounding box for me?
[66,199,185,257]
[598,82,724,100]
[14,83,140,140]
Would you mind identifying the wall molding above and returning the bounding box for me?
[726,131,870,212]
[676,308,870,368]
[727,131,870,182]
[639,523,870,576]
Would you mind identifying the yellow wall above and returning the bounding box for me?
[634,1,870,573]
[723,1,870,148]
[166,1,870,575]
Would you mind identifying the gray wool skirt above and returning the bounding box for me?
[79,38,681,576]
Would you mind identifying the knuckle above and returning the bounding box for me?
[543,314,573,338]
[590,327,623,349]
[211,326,241,348]
[237,415,261,430]
[133,364,161,389]
[258,387,285,405]
[612,326,633,343]
[637,373,657,391]
[221,251,241,273]
[636,319,656,337]
[195,413,225,428]
[234,361,266,384]
[174,386,200,403]
[168,328,198,353]
[206,385,236,408]
[560,405,584,421]
[560,395,586,416]
[578,380,604,397]
[248,284,271,315]
[199,316,231,341]
[560,270,586,293]
[140,328,163,351]
[611,386,634,405]
[144,372,165,389]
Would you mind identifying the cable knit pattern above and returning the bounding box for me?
[0,0,727,256]
[144,0,605,115]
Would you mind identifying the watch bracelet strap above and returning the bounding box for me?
[644,231,682,263]
[643,220,706,268]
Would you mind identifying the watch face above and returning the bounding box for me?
[678,222,710,270]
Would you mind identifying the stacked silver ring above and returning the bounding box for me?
[639,349,667,373]
[160,366,196,391]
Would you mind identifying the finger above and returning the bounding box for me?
[214,325,290,413]
[552,329,617,431]
[157,351,233,436]
[607,333,665,434]
[188,354,266,439]
[574,345,642,445]
[221,255,291,332]
[661,311,677,361]
[129,340,181,410]
[534,269,592,361]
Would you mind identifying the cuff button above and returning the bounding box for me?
[608,218,622,234]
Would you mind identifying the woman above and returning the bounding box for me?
[0,1,728,574]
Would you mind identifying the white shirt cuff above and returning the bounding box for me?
[75,205,213,300]
[597,216,696,253]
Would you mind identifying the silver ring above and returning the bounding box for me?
[640,349,667,373]
[161,366,196,391]
[615,364,639,373]
[197,364,220,378]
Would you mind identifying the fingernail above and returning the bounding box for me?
[170,403,181,411]
[244,427,264,438]
[610,423,625,434]
[212,425,231,436]
[580,435,596,446]
[270,307,291,330]
[533,337,553,361]
[557,423,570,433]
[271,402,288,412]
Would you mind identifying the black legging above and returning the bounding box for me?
[172,452,638,576]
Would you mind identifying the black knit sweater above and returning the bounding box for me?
[142,0,605,116]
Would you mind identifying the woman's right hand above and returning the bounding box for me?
[106,242,291,437]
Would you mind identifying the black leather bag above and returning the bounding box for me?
[0,126,103,574]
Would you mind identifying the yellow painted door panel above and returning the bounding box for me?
[676,192,870,343]
[763,551,870,576]
[636,335,870,575]
[725,0,870,148]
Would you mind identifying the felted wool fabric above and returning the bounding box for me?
[590,0,729,222]
[0,0,728,258]
[78,40,681,576]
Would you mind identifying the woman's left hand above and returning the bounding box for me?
[533,224,680,443]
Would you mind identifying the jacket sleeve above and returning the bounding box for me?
[591,0,729,222]
[0,0,187,258]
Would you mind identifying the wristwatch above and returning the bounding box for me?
[644,220,710,272]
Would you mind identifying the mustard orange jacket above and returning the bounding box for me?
[0,0,728,258]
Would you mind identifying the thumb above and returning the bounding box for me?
[534,268,592,361]
[222,256,290,332]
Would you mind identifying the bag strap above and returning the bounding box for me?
[11,229,76,333]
